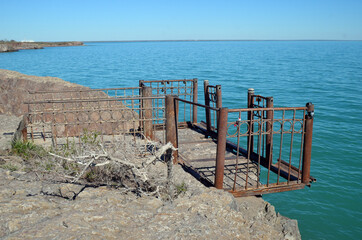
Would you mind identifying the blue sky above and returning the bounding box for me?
[1,0,361,41]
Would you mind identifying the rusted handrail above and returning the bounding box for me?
[175,98,219,111]
[219,97,314,196]
[169,88,314,197]
[23,93,166,144]
[29,87,143,104]
[24,96,165,105]
[140,78,198,124]
[28,86,141,94]
[140,79,195,83]
[228,106,308,112]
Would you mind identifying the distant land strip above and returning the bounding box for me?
[0,41,84,53]
[84,39,362,43]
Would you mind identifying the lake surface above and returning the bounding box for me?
[1,41,361,239]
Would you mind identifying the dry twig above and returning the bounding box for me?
[49,135,176,197]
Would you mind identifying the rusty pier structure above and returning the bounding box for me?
[21,78,315,197]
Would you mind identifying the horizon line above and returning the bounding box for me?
[81,39,362,43]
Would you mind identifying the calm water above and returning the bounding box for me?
[1,41,361,239]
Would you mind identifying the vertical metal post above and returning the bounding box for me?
[247,88,255,154]
[302,103,314,184]
[192,78,198,124]
[216,85,222,109]
[175,96,179,125]
[215,85,222,130]
[266,97,274,165]
[166,95,178,163]
[215,107,228,189]
[204,80,211,134]
[139,81,144,130]
[142,87,153,140]
[22,115,28,142]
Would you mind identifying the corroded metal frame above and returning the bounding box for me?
[226,107,308,191]
[140,79,198,124]
[23,95,166,146]
[167,92,314,197]
[203,80,222,133]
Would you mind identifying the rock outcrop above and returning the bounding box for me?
[0,163,301,240]
[0,41,83,53]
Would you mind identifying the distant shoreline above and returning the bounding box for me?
[0,41,84,53]
[84,39,362,43]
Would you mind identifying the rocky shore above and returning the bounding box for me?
[0,70,302,239]
[0,41,83,53]
[0,164,300,240]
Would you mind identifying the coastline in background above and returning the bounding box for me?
[0,40,83,53]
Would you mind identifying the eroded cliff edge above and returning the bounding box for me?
[0,70,301,239]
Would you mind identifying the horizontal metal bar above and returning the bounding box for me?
[140,79,195,83]
[229,181,306,197]
[28,105,164,114]
[152,86,193,89]
[178,139,215,144]
[33,95,143,102]
[227,118,304,124]
[25,96,165,104]
[228,106,307,112]
[29,87,141,94]
[187,155,237,163]
[27,118,165,126]
[226,131,303,138]
[176,98,219,111]
[252,94,272,100]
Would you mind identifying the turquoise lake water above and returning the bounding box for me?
[1,41,361,239]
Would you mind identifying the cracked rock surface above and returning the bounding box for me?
[0,165,301,240]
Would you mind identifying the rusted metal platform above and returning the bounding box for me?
[21,79,315,197]
[175,125,259,190]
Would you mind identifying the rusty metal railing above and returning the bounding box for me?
[24,81,315,197]
[220,103,314,197]
[247,89,274,167]
[23,95,166,146]
[23,80,199,147]
[140,79,198,124]
[165,95,219,163]
[165,89,314,197]
[29,87,142,101]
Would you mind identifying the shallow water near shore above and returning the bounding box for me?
[1,41,361,239]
